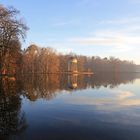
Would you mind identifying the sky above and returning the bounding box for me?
[0,0,140,64]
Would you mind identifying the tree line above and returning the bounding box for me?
[21,44,137,74]
[0,5,138,76]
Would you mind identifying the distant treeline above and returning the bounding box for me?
[0,42,139,76]
[21,44,137,74]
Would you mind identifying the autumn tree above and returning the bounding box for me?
[22,44,39,74]
[22,45,60,74]
[0,5,28,75]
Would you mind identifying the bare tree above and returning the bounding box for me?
[0,5,28,75]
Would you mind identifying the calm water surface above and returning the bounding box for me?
[0,73,140,140]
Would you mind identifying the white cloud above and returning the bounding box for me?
[69,32,140,48]
[67,21,140,55]
[69,37,124,46]
[52,20,79,27]
[100,17,140,25]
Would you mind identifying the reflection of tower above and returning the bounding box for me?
[68,74,78,89]
[68,57,78,73]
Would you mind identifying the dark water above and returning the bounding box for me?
[0,73,140,140]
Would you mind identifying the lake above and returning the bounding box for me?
[0,73,140,140]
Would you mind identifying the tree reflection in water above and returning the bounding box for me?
[0,77,27,139]
[19,73,140,101]
[0,73,140,139]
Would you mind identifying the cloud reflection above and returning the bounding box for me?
[64,89,140,110]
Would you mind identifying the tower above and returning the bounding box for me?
[68,57,78,73]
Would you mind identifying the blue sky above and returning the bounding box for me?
[1,0,140,64]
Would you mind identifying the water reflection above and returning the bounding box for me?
[0,73,140,140]
[19,73,139,101]
[0,77,27,139]
[68,74,78,89]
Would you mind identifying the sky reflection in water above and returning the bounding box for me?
[0,73,140,140]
